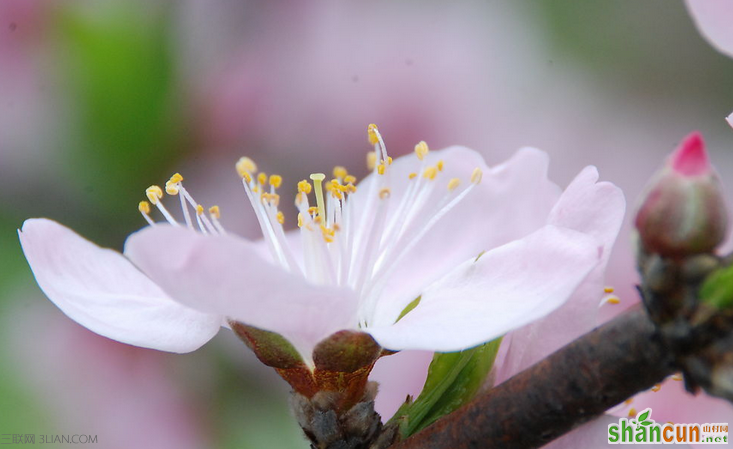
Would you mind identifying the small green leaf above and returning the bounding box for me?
[641,421,652,426]
[700,264,733,309]
[389,338,502,438]
[638,410,650,422]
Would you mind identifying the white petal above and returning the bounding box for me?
[366,225,601,351]
[685,0,733,58]
[18,219,221,353]
[369,147,562,328]
[124,226,359,358]
[498,166,625,380]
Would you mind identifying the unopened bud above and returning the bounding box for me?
[635,132,728,258]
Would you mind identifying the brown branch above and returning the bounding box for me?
[390,307,676,449]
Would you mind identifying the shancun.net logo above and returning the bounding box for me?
[608,408,728,444]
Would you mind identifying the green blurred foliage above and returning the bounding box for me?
[535,0,733,108]
[57,2,186,243]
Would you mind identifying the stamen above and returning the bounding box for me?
[344,175,356,184]
[379,188,391,199]
[145,186,164,204]
[277,211,285,225]
[377,164,386,175]
[606,297,621,305]
[236,157,257,177]
[627,408,637,418]
[145,185,178,225]
[138,201,155,226]
[367,123,380,145]
[436,160,444,171]
[209,205,227,234]
[269,175,283,189]
[447,178,461,191]
[651,384,661,392]
[423,166,438,180]
[257,172,267,187]
[310,173,327,221]
[333,166,348,180]
[471,167,483,184]
[298,180,313,195]
[408,172,418,180]
[414,141,429,160]
[367,152,377,171]
[604,286,615,293]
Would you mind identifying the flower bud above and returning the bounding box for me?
[635,132,728,258]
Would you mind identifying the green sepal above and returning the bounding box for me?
[389,337,502,438]
[700,264,733,310]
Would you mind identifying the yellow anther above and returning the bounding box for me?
[331,190,343,200]
[298,180,313,195]
[624,398,634,405]
[209,205,221,219]
[269,175,283,189]
[277,211,285,225]
[196,204,204,216]
[367,151,377,171]
[367,123,380,145]
[168,173,184,184]
[344,175,356,184]
[257,172,267,186]
[138,201,151,215]
[145,185,164,204]
[333,223,341,232]
[345,184,357,194]
[308,206,319,216]
[297,213,304,228]
[235,157,257,178]
[423,166,438,180]
[379,188,391,199]
[628,408,637,418]
[437,160,444,172]
[377,164,386,175]
[672,374,683,381]
[387,156,393,165]
[333,166,348,179]
[325,181,334,192]
[651,384,661,392]
[408,172,418,180]
[606,297,621,305]
[242,171,252,183]
[414,141,429,160]
[310,173,327,220]
[165,180,180,195]
[447,178,461,191]
[604,287,615,293]
[471,167,483,184]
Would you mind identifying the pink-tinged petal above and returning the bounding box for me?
[685,0,733,58]
[124,226,359,358]
[498,166,625,380]
[543,414,692,449]
[727,111,733,129]
[367,225,600,352]
[369,147,562,328]
[18,219,221,353]
[369,350,433,419]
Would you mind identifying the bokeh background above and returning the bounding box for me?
[2,0,733,448]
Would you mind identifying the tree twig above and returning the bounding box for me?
[390,307,676,449]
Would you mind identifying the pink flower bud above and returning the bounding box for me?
[635,132,728,257]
